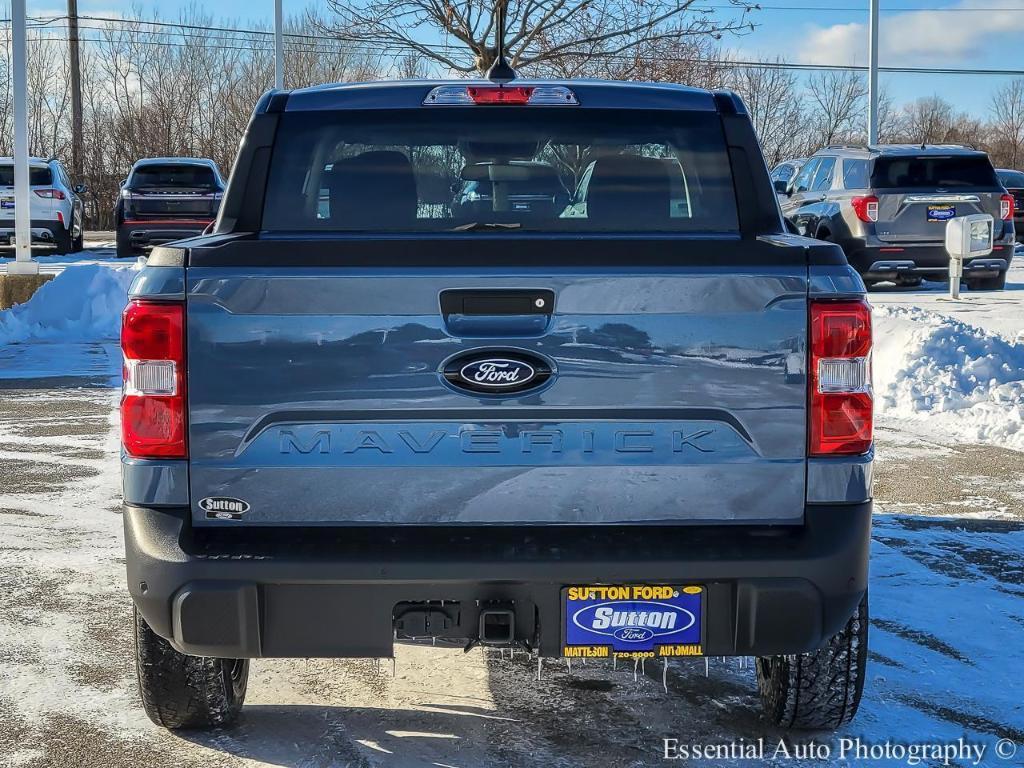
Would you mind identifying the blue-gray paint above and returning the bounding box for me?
[129,265,186,300]
[184,266,812,525]
[126,259,872,522]
[807,450,873,504]
[122,456,189,506]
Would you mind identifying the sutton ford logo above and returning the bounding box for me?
[199,496,250,520]
[572,601,696,643]
[460,359,536,388]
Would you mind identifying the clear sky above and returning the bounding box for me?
[49,0,1024,118]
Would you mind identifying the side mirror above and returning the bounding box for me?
[773,179,789,194]
[119,179,127,188]
[73,184,87,194]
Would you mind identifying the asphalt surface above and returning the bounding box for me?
[0,385,1021,767]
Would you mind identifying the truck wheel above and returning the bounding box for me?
[966,272,1007,291]
[116,229,135,259]
[134,607,249,730]
[755,593,867,730]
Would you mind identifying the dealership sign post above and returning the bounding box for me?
[8,0,38,276]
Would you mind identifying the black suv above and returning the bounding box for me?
[996,168,1024,242]
[780,145,1015,289]
[115,158,225,258]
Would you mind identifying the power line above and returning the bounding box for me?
[12,13,1024,78]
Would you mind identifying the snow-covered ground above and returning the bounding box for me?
[0,250,1022,766]
[871,253,1024,453]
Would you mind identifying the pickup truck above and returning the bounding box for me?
[121,78,873,732]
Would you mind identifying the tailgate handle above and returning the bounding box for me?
[440,289,554,316]
[440,289,554,338]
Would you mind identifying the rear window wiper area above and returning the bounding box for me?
[450,222,523,232]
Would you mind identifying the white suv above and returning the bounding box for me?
[0,157,86,253]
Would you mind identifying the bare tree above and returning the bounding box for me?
[895,95,986,149]
[321,0,756,75]
[726,59,805,167]
[989,78,1024,168]
[803,70,867,150]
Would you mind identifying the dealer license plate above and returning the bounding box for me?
[563,584,703,659]
[927,204,956,222]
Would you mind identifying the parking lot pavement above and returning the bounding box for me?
[0,388,1022,767]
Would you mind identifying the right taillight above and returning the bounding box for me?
[1000,193,1014,221]
[121,300,187,459]
[851,195,879,223]
[809,300,872,456]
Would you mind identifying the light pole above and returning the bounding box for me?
[867,0,880,145]
[9,0,37,276]
[274,0,284,89]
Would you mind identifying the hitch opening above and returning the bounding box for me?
[479,606,515,646]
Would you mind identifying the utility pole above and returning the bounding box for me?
[274,0,284,89]
[68,0,84,181]
[867,0,880,145]
[9,0,36,275]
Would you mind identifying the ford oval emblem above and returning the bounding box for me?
[460,358,535,388]
[443,350,554,395]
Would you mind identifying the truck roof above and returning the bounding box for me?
[262,79,741,114]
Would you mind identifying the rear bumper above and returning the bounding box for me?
[125,502,872,659]
[846,241,1014,280]
[0,218,66,244]
[119,220,212,249]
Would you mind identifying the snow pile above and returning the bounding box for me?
[873,305,1024,450]
[0,264,137,345]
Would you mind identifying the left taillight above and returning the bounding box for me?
[809,299,872,457]
[1000,193,1014,221]
[121,300,187,459]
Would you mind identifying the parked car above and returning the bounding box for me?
[770,158,805,194]
[115,157,224,258]
[779,144,1015,289]
[122,78,872,732]
[0,157,86,253]
[996,168,1024,242]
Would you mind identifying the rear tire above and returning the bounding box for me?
[966,272,1007,291]
[755,593,868,730]
[71,216,84,252]
[116,228,135,259]
[53,227,73,255]
[134,606,249,730]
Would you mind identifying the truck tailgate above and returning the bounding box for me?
[185,241,808,526]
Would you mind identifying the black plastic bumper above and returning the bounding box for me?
[847,242,1013,279]
[124,502,872,659]
[119,221,211,248]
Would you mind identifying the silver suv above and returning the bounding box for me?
[779,144,1015,290]
[0,157,86,253]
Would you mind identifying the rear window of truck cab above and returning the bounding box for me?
[871,155,999,189]
[261,109,739,234]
